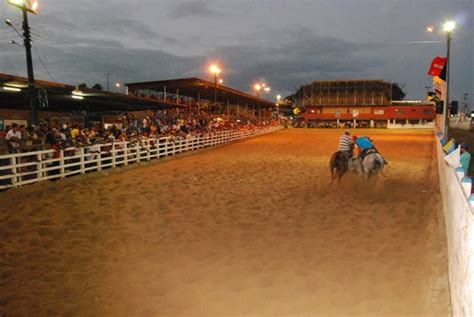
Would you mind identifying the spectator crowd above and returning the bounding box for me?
[0,109,279,155]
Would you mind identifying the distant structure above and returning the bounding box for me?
[289,79,435,128]
[293,79,405,108]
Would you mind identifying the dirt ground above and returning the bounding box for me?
[0,129,450,316]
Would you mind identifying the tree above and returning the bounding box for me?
[78,83,88,89]
[92,83,103,91]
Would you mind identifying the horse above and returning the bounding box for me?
[330,150,386,183]
[351,150,386,180]
[329,151,350,183]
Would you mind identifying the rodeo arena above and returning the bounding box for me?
[1,5,473,316]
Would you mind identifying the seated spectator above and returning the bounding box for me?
[460,143,471,176]
[6,124,22,153]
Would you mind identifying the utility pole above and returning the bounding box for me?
[214,73,217,106]
[444,31,452,137]
[442,21,456,136]
[22,9,37,125]
[7,0,39,125]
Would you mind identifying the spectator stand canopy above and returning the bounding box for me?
[125,77,276,110]
[0,73,183,114]
[290,79,406,108]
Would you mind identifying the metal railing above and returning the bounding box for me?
[0,126,282,190]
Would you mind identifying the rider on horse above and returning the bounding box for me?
[338,130,354,160]
[353,135,388,165]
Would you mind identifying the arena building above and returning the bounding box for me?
[291,79,436,128]
[0,73,275,128]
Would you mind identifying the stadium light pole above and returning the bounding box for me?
[209,64,221,107]
[254,83,270,99]
[254,84,262,98]
[7,0,39,125]
[276,94,281,117]
[443,20,455,136]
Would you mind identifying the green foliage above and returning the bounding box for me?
[92,83,103,91]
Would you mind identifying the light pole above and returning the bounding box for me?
[276,94,281,117]
[254,82,270,99]
[209,64,221,108]
[443,21,455,136]
[254,84,262,99]
[7,0,39,125]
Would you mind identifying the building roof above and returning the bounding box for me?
[0,73,184,113]
[125,77,276,108]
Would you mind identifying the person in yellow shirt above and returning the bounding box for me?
[70,125,80,139]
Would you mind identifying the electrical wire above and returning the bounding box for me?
[31,41,59,83]
[30,31,137,73]
[31,37,138,77]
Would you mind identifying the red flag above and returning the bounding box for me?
[428,56,448,77]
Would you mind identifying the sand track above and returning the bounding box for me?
[0,129,450,316]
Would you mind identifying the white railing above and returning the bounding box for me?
[0,126,282,190]
[435,130,474,317]
[387,121,435,129]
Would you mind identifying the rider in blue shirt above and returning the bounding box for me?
[354,136,373,151]
[354,135,388,164]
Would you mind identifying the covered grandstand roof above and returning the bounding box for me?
[290,79,406,107]
[125,77,276,108]
[0,73,183,112]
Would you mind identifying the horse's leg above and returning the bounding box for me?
[330,155,336,183]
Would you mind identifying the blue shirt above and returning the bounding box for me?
[355,136,374,150]
[461,151,471,175]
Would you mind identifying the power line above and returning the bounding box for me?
[31,37,138,76]
[29,31,137,73]
[0,33,22,41]
[31,41,58,83]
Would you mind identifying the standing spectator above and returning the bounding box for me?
[460,143,471,176]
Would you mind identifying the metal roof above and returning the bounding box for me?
[0,73,184,113]
[125,77,276,108]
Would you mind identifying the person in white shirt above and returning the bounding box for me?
[6,123,22,153]
[6,124,21,142]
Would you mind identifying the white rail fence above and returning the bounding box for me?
[435,130,474,317]
[0,126,282,190]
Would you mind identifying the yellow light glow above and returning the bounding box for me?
[264,87,271,92]
[254,84,262,91]
[443,21,456,32]
[3,86,21,92]
[115,82,121,87]
[72,95,84,100]
[72,89,83,96]
[8,0,39,13]
[426,26,434,33]
[31,0,38,11]
[218,79,223,84]
[277,94,281,101]
[8,0,25,5]
[209,64,221,75]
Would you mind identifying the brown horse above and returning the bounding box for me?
[329,151,350,183]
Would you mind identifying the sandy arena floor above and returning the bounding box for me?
[0,129,450,316]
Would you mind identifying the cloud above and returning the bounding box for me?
[209,28,386,95]
[168,1,217,19]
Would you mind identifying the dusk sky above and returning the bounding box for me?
[0,0,472,102]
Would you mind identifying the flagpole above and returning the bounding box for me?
[443,31,452,137]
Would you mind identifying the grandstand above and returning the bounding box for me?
[293,79,405,108]
[0,73,276,127]
[289,79,435,127]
